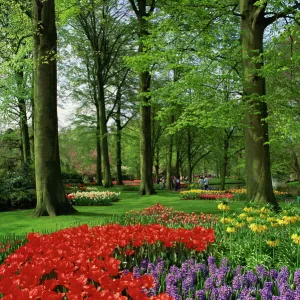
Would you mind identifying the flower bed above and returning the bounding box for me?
[118,204,218,227]
[67,191,120,206]
[130,256,300,299]
[0,224,215,299]
[180,190,233,200]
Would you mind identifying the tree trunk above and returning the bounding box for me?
[16,71,31,164]
[139,71,156,195]
[33,0,76,216]
[292,151,300,183]
[30,95,35,160]
[220,137,229,190]
[116,93,123,185]
[96,65,112,187]
[128,0,155,195]
[187,130,193,184]
[176,150,181,178]
[154,146,159,183]
[166,116,174,190]
[240,0,278,209]
[95,102,103,186]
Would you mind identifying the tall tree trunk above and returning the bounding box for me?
[30,95,35,160]
[187,129,193,183]
[292,151,300,183]
[128,0,155,195]
[97,67,112,187]
[95,102,103,186]
[116,93,123,185]
[17,71,31,164]
[220,137,229,191]
[166,115,174,190]
[240,0,278,209]
[176,150,181,178]
[139,71,156,194]
[154,146,159,183]
[33,0,76,216]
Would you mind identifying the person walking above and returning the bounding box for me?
[203,176,209,190]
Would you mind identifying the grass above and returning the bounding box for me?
[287,181,300,188]
[0,190,245,238]
[208,178,245,185]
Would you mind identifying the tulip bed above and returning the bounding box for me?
[180,190,234,200]
[0,224,215,299]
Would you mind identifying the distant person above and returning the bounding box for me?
[162,178,166,189]
[198,177,204,188]
[204,176,209,190]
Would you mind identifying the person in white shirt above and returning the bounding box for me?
[203,176,209,190]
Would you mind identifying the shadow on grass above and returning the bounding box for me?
[74,211,113,217]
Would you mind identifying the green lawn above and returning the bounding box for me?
[287,181,300,188]
[0,190,245,237]
[208,178,245,185]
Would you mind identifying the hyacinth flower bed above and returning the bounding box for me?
[66,191,120,206]
[129,256,300,299]
[0,224,215,299]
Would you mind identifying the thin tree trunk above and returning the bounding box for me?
[240,0,278,209]
[33,0,76,216]
[30,95,35,160]
[97,67,112,187]
[292,151,300,183]
[220,137,229,191]
[187,129,193,183]
[166,115,174,190]
[116,93,123,185]
[95,102,103,186]
[17,71,31,164]
[155,146,159,183]
[139,71,156,194]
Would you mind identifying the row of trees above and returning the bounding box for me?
[0,0,299,215]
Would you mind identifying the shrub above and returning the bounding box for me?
[0,195,11,211]
[10,189,36,209]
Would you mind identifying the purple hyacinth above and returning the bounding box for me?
[140,258,149,271]
[269,269,279,280]
[195,290,206,300]
[277,266,289,286]
[246,271,257,287]
[166,273,182,300]
[234,265,243,276]
[182,275,195,294]
[232,275,243,290]
[156,257,165,274]
[259,281,273,300]
[204,277,215,290]
[256,265,269,279]
[133,266,141,278]
[218,284,233,299]
[294,269,300,288]
[208,256,217,275]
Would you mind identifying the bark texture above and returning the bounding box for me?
[128,0,156,195]
[240,0,278,208]
[33,0,76,216]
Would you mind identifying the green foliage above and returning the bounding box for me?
[10,189,36,209]
[0,166,36,211]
